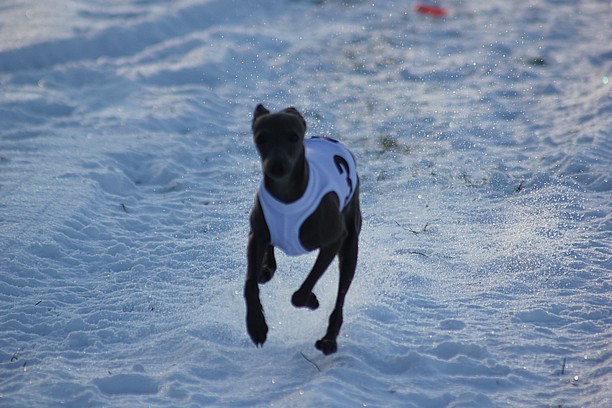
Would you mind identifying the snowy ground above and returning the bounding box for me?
[1,0,610,406]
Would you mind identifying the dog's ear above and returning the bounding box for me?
[252,104,270,130]
[282,107,307,132]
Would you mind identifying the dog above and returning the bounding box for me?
[244,104,362,355]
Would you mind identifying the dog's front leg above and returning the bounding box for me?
[258,245,276,284]
[245,232,268,347]
[291,240,341,310]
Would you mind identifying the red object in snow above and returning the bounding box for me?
[415,4,448,17]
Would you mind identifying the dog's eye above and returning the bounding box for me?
[289,133,299,143]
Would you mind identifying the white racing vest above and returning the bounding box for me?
[258,137,358,256]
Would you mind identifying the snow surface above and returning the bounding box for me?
[1,0,610,406]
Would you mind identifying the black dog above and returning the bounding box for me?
[244,104,361,355]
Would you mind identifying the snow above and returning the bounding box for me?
[0,0,610,406]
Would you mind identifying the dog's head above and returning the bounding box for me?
[252,104,307,180]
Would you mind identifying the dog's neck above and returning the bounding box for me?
[264,154,309,204]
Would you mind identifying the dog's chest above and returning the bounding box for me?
[258,137,358,256]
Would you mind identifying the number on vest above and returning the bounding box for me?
[333,155,353,204]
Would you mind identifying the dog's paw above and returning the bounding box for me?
[305,293,320,310]
[291,291,319,310]
[315,338,338,355]
[246,309,268,347]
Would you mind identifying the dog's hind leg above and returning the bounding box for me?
[258,245,276,284]
[315,232,358,355]
[316,192,361,355]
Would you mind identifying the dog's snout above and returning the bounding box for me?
[268,161,287,178]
